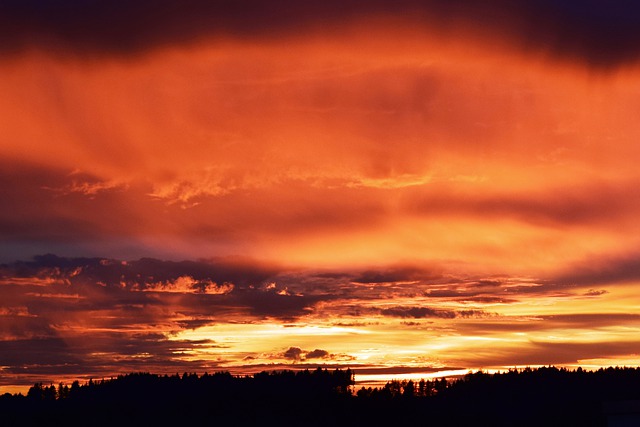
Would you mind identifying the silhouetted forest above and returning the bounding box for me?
[2,366,640,426]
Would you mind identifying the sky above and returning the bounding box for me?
[2,0,640,393]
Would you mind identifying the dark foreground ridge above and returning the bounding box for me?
[2,366,640,426]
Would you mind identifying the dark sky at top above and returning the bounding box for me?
[2,0,640,68]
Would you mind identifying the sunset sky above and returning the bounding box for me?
[3,0,640,393]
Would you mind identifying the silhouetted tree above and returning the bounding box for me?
[434,377,447,394]
[57,382,69,399]
[402,380,415,398]
[418,379,426,397]
[26,383,44,401]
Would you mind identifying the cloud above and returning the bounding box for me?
[5,253,279,289]
[380,306,454,319]
[0,254,329,382]
[2,1,640,68]
[306,349,330,359]
[0,253,355,370]
[449,312,640,344]
[282,347,331,361]
[3,28,640,272]
[541,313,640,328]
[461,341,640,368]
[404,180,640,229]
[0,337,83,369]
[0,334,227,387]
[352,265,442,284]
[0,160,394,263]
[283,347,304,360]
[550,250,640,287]
[1,252,640,389]
[584,289,608,297]
[0,162,171,263]
[379,305,488,319]
[142,276,234,295]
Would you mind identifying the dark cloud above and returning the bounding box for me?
[175,181,391,244]
[459,296,518,304]
[405,180,640,229]
[542,313,640,327]
[551,251,640,287]
[584,289,608,297]
[0,338,80,367]
[0,257,346,351]
[456,313,640,337]
[459,340,640,367]
[306,349,330,359]
[227,287,321,320]
[457,310,492,318]
[1,1,640,67]
[0,164,126,245]
[0,161,391,263]
[4,253,279,289]
[380,306,454,319]
[0,334,227,387]
[0,304,54,340]
[379,305,488,319]
[0,162,157,263]
[0,254,336,386]
[0,256,566,335]
[283,347,304,360]
[352,265,442,284]
[281,347,333,361]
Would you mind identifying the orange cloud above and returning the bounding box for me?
[2,30,640,269]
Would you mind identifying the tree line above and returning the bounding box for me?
[2,366,640,426]
[358,366,640,400]
[20,368,355,402]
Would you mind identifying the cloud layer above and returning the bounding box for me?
[3,1,640,68]
[2,253,640,390]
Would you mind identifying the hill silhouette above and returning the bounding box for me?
[2,366,639,426]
